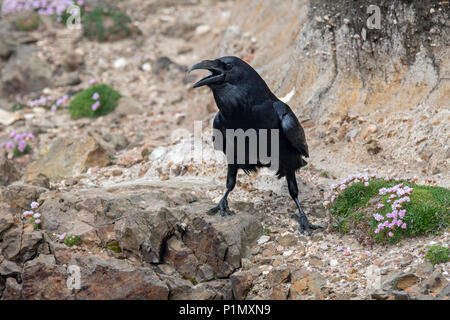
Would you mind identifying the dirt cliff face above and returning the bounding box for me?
[218,0,448,183]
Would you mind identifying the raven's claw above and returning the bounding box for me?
[208,198,235,217]
[292,214,321,236]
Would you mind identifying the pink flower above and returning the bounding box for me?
[374,228,380,234]
[343,248,352,256]
[365,251,372,257]
[34,219,41,224]
[92,101,101,111]
[89,78,97,84]
[33,213,41,219]
[401,223,407,229]
[373,213,384,221]
[18,140,27,153]
[6,142,14,150]
[92,92,100,100]
[388,232,394,237]
[59,233,67,240]
[364,182,369,187]
[337,246,343,252]
[23,211,33,217]
[377,203,384,209]
[398,210,406,218]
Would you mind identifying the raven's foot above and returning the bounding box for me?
[292,214,321,236]
[208,198,235,217]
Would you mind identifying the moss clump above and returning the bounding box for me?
[69,84,121,119]
[82,6,135,42]
[14,11,41,31]
[424,245,449,265]
[64,235,82,247]
[331,178,450,243]
[106,241,122,253]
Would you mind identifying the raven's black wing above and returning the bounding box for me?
[273,101,309,158]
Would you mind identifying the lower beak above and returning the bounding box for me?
[189,60,225,88]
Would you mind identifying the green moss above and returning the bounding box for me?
[331,179,450,243]
[106,241,122,253]
[69,84,121,119]
[184,277,198,286]
[82,6,133,42]
[64,235,82,247]
[320,171,330,178]
[424,245,449,265]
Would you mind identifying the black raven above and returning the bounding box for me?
[190,56,320,235]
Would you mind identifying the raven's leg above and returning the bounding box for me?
[209,164,238,216]
[286,171,321,235]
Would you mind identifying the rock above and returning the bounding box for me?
[103,133,129,151]
[269,267,291,286]
[116,148,144,166]
[25,136,111,181]
[163,237,200,280]
[0,156,20,186]
[74,257,169,300]
[396,274,419,291]
[1,277,22,300]
[415,263,434,278]
[2,45,52,95]
[257,235,270,245]
[25,173,50,189]
[271,284,290,300]
[2,182,47,210]
[329,259,339,267]
[277,233,297,247]
[230,271,253,300]
[0,109,22,125]
[0,257,22,277]
[421,271,448,295]
[392,290,410,300]
[22,257,74,300]
[114,97,145,117]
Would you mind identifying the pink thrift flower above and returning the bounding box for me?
[377,203,384,209]
[92,92,100,100]
[59,233,67,240]
[374,229,380,234]
[364,182,369,187]
[33,213,41,219]
[23,211,33,217]
[337,246,343,252]
[34,219,41,224]
[401,223,407,229]
[92,101,101,111]
[6,141,14,150]
[388,232,394,237]
[365,251,371,257]
[31,202,39,209]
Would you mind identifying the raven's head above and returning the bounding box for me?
[190,56,259,89]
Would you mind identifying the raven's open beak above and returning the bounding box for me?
[189,60,225,88]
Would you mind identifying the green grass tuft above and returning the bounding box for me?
[331,179,450,243]
[82,6,133,42]
[69,84,121,119]
[64,235,82,247]
[14,11,41,31]
[106,241,122,253]
[424,245,449,265]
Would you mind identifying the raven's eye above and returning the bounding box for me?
[225,63,233,70]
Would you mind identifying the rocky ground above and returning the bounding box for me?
[0,0,449,300]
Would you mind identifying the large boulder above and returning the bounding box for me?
[25,136,111,182]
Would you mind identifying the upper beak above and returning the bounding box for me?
[189,60,225,88]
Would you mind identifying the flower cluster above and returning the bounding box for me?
[91,92,101,111]
[28,94,70,111]
[373,183,413,238]
[1,131,34,155]
[23,201,41,229]
[1,0,77,16]
[330,173,376,202]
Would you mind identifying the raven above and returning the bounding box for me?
[190,56,320,235]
